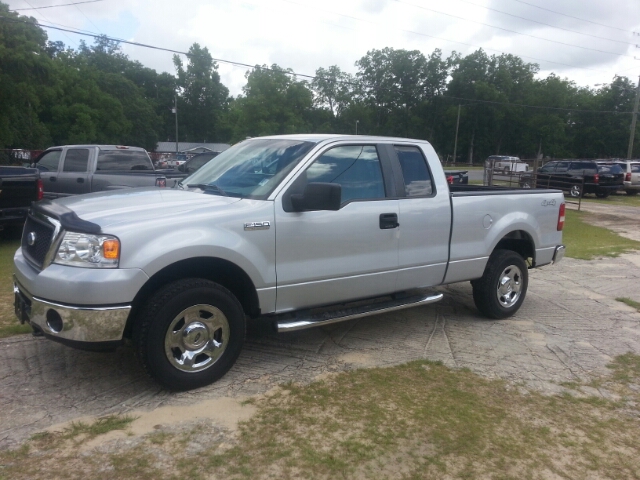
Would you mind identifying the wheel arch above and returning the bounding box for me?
[492,229,535,265]
[124,257,260,339]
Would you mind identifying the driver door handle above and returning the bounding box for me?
[379,213,399,229]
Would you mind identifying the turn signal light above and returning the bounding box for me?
[557,203,565,231]
[103,239,120,259]
[593,173,599,184]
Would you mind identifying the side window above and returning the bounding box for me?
[538,163,556,173]
[395,145,433,196]
[554,161,569,173]
[632,164,640,173]
[306,145,385,203]
[63,149,90,172]
[37,150,62,172]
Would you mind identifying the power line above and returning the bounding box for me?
[395,0,634,58]
[454,0,634,46]
[0,14,635,114]
[279,0,612,73]
[12,0,105,11]
[505,0,636,34]
[18,0,78,48]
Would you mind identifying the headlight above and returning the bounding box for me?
[54,232,120,268]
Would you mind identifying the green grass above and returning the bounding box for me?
[2,356,639,480]
[616,297,640,312]
[582,192,640,207]
[563,209,640,260]
[0,233,23,338]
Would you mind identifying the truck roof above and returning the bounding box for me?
[253,134,432,144]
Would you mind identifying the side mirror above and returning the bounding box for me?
[291,182,341,212]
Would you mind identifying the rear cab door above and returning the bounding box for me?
[56,147,92,196]
[385,142,452,289]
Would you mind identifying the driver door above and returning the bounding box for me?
[274,144,399,312]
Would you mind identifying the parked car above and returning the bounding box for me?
[443,170,468,185]
[0,166,43,231]
[529,160,624,198]
[14,134,565,390]
[32,145,188,198]
[613,159,640,195]
[488,156,529,174]
[178,152,220,175]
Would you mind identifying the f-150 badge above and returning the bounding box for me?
[244,221,271,231]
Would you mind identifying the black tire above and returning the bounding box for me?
[626,190,638,196]
[471,249,528,319]
[503,167,510,175]
[595,191,610,199]
[569,184,582,198]
[133,279,245,391]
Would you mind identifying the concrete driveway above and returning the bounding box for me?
[2,249,639,449]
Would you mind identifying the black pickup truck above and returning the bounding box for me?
[32,145,188,199]
[0,166,43,231]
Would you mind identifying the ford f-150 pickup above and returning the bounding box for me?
[13,135,566,390]
[32,145,187,198]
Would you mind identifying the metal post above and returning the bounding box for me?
[627,76,640,159]
[453,104,461,164]
[355,120,359,135]
[174,95,179,156]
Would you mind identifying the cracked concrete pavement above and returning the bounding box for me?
[2,250,639,449]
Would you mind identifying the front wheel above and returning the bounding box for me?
[472,249,528,319]
[133,279,246,390]
[595,191,610,199]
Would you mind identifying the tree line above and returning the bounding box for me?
[1,2,638,162]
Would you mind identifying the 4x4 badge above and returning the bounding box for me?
[541,199,556,207]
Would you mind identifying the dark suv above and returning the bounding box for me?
[533,160,624,198]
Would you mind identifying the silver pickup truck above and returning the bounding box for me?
[13,135,566,390]
[32,145,186,198]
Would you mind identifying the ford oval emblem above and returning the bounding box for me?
[27,232,37,246]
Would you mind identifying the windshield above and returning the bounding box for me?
[181,139,315,199]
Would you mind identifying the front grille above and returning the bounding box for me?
[22,215,56,269]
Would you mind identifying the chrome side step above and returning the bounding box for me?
[276,292,443,333]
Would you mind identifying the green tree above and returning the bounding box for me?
[173,44,229,142]
[0,3,52,149]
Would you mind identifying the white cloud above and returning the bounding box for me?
[6,0,640,95]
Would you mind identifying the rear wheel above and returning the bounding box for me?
[595,191,610,199]
[134,279,245,390]
[472,249,528,319]
[569,184,582,198]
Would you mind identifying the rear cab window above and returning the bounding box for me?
[62,149,90,172]
[97,149,153,171]
[394,145,434,197]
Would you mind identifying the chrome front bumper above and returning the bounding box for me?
[14,277,131,344]
[552,245,566,264]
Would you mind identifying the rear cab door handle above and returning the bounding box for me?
[379,213,399,229]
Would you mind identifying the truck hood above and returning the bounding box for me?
[53,187,242,229]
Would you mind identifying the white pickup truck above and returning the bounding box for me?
[14,135,566,390]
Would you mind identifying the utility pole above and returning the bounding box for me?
[627,75,640,159]
[355,120,359,135]
[453,104,461,164]
[174,95,179,156]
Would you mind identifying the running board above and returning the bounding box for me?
[276,292,443,333]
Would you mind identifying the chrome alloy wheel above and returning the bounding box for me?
[496,265,523,308]
[570,185,581,198]
[164,304,230,373]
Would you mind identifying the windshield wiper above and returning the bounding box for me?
[187,183,228,196]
